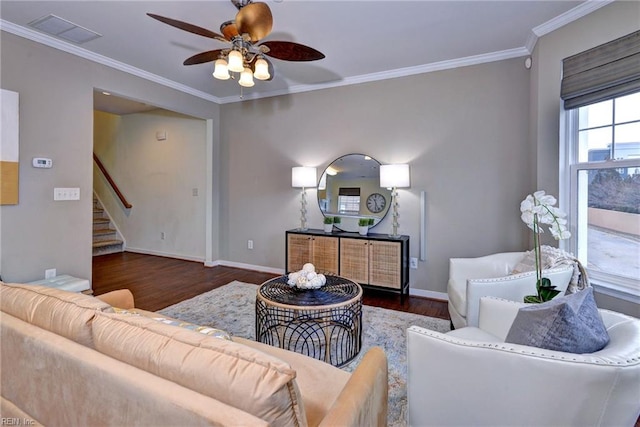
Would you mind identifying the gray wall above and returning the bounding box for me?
[530,0,640,315]
[94,110,208,261]
[1,1,637,314]
[220,58,531,296]
[0,32,220,283]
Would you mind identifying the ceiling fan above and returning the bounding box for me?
[147,0,325,87]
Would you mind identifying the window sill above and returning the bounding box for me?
[591,281,640,305]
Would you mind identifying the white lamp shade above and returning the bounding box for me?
[253,58,270,80]
[227,50,244,72]
[292,166,317,188]
[380,164,410,188]
[238,67,255,87]
[212,59,230,80]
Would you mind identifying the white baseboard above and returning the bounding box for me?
[409,287,448,301]
[205,259,285,275]
[125,247,204,263]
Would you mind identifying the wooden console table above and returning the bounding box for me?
[285,229,410,302]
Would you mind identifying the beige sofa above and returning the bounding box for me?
[0,282,388,426]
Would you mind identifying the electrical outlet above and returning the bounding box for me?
[160,232,165,240]
[410,257,418,269]
[248,240,254,250]
[192,188,199,196]
[45,268,56,279]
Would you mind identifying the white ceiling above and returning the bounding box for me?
[1,1,609,107]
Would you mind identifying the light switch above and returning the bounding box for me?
[54,187,80,201]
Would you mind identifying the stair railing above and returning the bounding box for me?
[93,153,132,209]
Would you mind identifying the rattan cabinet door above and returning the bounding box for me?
[287,234,312,272]
[368,241,401,289]
[339,238,369,283]
[312,236,339,274]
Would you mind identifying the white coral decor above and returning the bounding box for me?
[287,263,327,289]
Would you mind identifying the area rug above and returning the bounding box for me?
[158,281,451,427]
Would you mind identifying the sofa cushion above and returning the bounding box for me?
[112,307,231,340]
[234,336,351,427]
[505,287,610,354]
[92,311,307,426]
[0,282,113,347]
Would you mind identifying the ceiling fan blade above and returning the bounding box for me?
[260,41,325,61]
[147,13,227,42]
[235,2,273,42]
[183,49,225,66]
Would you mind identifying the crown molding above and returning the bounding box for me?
[2,0,612,105]
[532,0,615,37]
[217,47,531,104]
[525,32,538,54]
[0,19,222,105]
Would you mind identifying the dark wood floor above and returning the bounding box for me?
[92,251,450,320]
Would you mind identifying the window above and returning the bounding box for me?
[337,187,360,214]
[337,196,360,213]
[563,92,640,298]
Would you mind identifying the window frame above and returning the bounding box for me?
[561,104,640,303]
[337,195,360,214]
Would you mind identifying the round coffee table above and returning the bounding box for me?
[255,275,363,367]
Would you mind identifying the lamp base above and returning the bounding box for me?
[388,234,402,239]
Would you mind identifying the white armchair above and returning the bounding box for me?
[407,297,640,427]
[448,251,574,328]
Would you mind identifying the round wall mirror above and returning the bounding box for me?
[317,154,392,232]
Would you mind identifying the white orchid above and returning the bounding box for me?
[520,190,571,303]
[520,190,570,239]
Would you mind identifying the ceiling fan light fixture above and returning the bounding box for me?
[147,1,325,93]
[239,67,255,87]
[213,58,231,80]
[227,49,244,72]
[253,57,270,80]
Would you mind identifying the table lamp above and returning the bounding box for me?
[380,164,410,238]
[292,166,317,231]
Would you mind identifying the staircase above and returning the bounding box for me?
[93,195,124,256]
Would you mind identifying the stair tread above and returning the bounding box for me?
[92,195,122,256]
[92,239,123,248]
[93,228,116,235]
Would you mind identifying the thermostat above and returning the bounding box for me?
[32,157,52,168]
